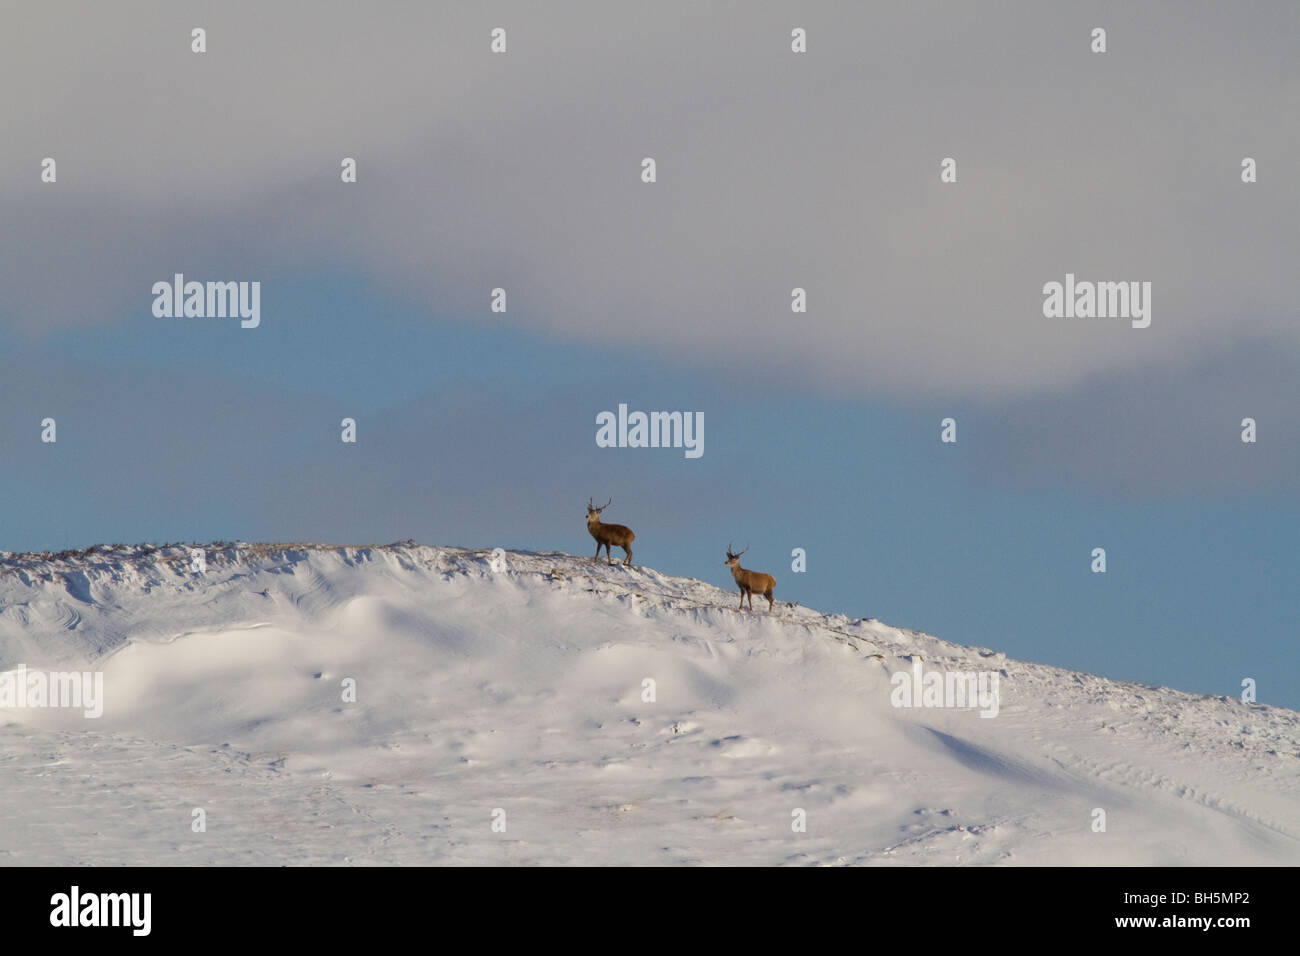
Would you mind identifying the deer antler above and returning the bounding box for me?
[736,543,749,557]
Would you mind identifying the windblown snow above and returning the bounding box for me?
[1,542,1297,866]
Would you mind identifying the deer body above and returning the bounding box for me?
[586,498,635,566]
[725,544,775,612]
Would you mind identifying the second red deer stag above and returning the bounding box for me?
[725,543,775,612]
[586,498,635,566]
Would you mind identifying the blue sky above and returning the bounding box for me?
[1,274,1295,709]
[1,2,1296,709]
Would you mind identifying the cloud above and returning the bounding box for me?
[2,1,1296,399]
[965,337,1300,497]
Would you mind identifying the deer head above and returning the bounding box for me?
[724,542,749,567]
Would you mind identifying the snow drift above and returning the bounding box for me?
[1,542,1297,866]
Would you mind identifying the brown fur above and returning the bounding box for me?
[725,545,775,612]
[586,498,635,566]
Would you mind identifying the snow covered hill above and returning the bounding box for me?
[1,542,1297,866]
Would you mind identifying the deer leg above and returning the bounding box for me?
[766,591,774,612]
[623,546,632,567]
[737,589,744,610]
[594,542,601,562]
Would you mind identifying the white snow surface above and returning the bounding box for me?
[1,542,1297,866]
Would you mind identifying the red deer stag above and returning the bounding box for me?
[725,543,775,612]
[586,498,635,566]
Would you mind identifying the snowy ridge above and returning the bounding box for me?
[1,542,1298,865]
